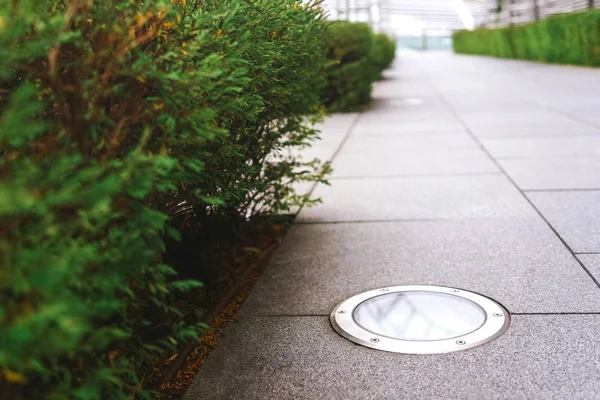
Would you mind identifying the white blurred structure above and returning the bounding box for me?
[320,0,487,36]
[320,0,598,35]
[479,0,597,28]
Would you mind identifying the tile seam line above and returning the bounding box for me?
[426,73,600,290]
[294,112,363,217]
[545,106,600,131]
[429,59,600,132]
[480,70,600,131]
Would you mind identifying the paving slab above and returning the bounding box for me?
[467,120,600,138]
[451,102,546,114]
[313,129,351,147]
[480,135,600,158]
[298,175,536,223]
[460,110,579,126]
[187,51,600,400]
[355,117,464,133]
[357,110,458,119]
[240,218,600,316]
[527,191,600,253]
[367,97,448,114]
[185,315,600,400]
[296,143,340,163]
[499,157,600,190]
[533,92,600,111]
[331,149,499,178]
[291,113,352,203]
[313,113,359,135]
[295,114,356,161]
[340,133,478,153]
[352,122,467,136]
[290,181,316,197]
[562,106,600,126]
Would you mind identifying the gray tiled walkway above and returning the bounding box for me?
[186,51,600,399]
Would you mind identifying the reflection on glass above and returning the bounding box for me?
[353,291,486,341]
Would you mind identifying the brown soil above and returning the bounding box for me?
[145,220,288,399]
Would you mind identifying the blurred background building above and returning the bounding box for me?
[480,0,596,28]
[320,0,599,50]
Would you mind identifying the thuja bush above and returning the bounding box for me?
[195,0,331,220]
[322,21,377,112]
[372,33,396,79]
[322,22,396,112]
[0,0,329,399]
[511,11,600,65]
[453,28,514,58]
[453,11,600,66]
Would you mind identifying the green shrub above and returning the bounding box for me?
[453,27,515,58]
[198,0,331,219]
[322,21,377,112]
[453,10,600,66]
[372,33,397,79]
[0,0,329,398]
[322,23,397,112]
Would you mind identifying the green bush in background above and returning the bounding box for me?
[372,33,397,79]
[0,0,329,398]
[322,21,396,112]
[322,21,375,112]
[453,28,514,58]
[453,10,600,66]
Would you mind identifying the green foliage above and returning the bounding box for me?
[372,33,397,79]
[322,21,392,112]
[322,23,396,111]
[453,10,600,66]
[0,0,329,398]
[453,28,514,58]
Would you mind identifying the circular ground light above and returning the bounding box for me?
[330,285,510,354]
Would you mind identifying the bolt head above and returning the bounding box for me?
[456,340,466,345]
[451,289,460,293]
[370,338,380,343]
[380,288,389,292]
[338,310,346,314]
[493,313,503,317]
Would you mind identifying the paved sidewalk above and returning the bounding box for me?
[185,51,600,399]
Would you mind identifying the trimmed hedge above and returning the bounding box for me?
[323,22,396,112]
[0,0,329,399]
[453,11,600,66]
[372,33,397,79]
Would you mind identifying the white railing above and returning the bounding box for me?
[481,0,597,27]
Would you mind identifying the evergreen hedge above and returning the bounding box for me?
[372,33,397,79]
[453,11,600,66]
[0,0,330,398]
[323,21,396,112]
